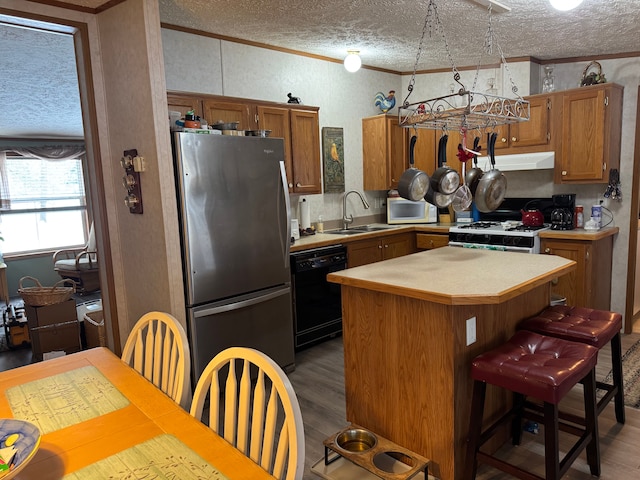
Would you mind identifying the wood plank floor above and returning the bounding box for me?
[289,332,640,479]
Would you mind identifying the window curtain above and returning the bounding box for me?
[0,145,86,210]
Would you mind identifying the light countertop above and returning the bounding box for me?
[327,246,575,305]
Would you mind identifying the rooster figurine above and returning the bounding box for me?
[374,90,396,113]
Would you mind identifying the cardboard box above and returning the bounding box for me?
[25,300,80,361]
[29,320,81,361]
[25,299,76,329]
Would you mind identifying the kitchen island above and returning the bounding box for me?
[327,246,575,480]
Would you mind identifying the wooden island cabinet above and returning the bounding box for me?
[327,247,575,480]
[540,226,618,310]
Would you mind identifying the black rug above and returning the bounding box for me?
[601,339,640,409]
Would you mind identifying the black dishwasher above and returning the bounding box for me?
[290,245,347,350]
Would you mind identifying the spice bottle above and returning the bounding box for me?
[575,205,584,228]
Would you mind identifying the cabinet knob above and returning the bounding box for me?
[378,244,383,249]
[429,240,434,248]
[296,183,302,188]
[544,247,551,254]
[511,136,517,142]
[288,183,293,188]
[384,244,389,248]
[501,137,507,143]
[561,171,567,176]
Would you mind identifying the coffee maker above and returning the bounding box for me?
[551,194,576,230]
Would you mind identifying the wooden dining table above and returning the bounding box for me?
[0,347,275,479]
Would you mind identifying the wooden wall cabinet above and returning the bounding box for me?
[555,83,623,183]
[416,232,449,250]
[362,114,408,190]
[168,92,322,194]
[540,234,614,310]
[491,94,555,154]
[347,232,416,268]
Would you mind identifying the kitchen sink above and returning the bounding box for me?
[325,225,397,235]
[325,229,368,235]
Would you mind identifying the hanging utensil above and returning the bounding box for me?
[398,135,430,201]
[429,134,460,195]
[475,132,507,213]
[465,136,483,196]
[424,133,453,208]
[452,158,473,213]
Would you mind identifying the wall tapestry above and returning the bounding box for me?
[322,127,345,193]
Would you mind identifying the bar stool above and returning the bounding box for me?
[464,330,600,480]
[519,305,624,424]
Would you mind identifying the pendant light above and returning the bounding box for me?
[549,0,583,11]
[344,50,361,72]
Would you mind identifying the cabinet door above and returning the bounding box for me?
[559,88,606,182]
[382,233,416,260]
[290,109,321,194]
[203,100,255,129]
[541,239,590,307]
[347,238,382,268]
[168,94,203,119]
[416,233,449,250]
[258,106,293,188]
[412,129,437,175]
[362,115,407,190]
[508,95,551,149]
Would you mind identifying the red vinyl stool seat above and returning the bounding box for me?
[519,305,624,423]
[464,330,600,480]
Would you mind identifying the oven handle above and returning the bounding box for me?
[448,242,533,253]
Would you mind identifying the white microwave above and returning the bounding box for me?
[387,197,438,224]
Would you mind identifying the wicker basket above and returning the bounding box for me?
[580,61,607,87]
[18,276,76,307]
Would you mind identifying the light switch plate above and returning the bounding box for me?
[466,316,477,346]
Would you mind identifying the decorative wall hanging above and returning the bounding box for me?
[321,127,345,193]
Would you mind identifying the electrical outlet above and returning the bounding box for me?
[466,316,477,346]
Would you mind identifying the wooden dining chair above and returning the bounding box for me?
[190,347,304,480]
[121,311,191,409]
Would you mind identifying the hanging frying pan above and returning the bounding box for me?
[398,135,429,201]
[429,134,460,195]
[465,136,483,195]
[424,134,454,208]
[475,132,507,213]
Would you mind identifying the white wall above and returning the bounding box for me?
[162,28,401,225]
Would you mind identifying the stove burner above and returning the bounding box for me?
[506,224,549,232]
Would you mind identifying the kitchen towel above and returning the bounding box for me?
[300,198,311,229]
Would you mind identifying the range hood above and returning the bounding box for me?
[476,151,555,172]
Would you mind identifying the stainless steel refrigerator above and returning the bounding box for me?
[172,132,294,383]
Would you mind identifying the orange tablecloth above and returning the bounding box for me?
[0,347,275,479]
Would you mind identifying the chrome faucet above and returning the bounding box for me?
[343,190,370,229]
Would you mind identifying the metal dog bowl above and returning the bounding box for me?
[335,428,377,453]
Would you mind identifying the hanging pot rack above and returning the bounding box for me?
[398,0,530,132]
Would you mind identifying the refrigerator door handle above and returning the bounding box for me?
[279,160,291,267]
[194,288,290,318]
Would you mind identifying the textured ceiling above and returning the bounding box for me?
[2,0,640,139]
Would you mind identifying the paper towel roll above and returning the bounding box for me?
[300,198,311,229]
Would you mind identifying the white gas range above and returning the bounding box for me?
[448,221,550,254]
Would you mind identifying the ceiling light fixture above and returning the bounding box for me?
[344,50,361,73]
[549,0,583,11]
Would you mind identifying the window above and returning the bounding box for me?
[0,155,88,255]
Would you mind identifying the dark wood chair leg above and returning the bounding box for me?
[511,392,525,445]
[610,332,625,424]
[583,368,601,476]
[464,380,486,480]
[543,402,560,480]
